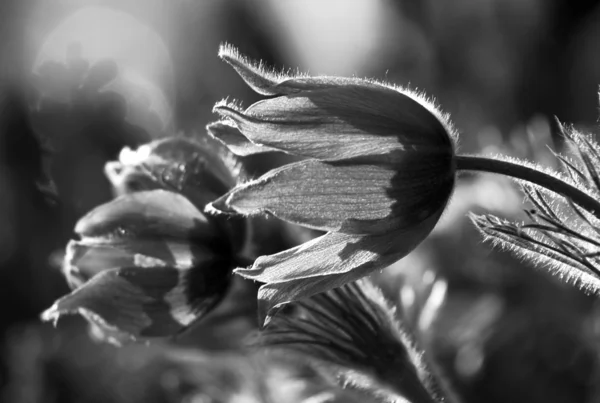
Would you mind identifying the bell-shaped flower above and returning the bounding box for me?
[42,138,247,345]
[206,45,457,324]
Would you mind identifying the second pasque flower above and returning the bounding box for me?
[42,138,246,344]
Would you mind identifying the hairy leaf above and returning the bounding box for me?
[258,280,444,403]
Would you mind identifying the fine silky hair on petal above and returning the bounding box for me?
[218,43,293,96]
[386,84,459,148]
[258,279,446,403]
[213,97,246,114]
[218,43,458,150]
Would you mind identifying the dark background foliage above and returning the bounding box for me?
[2,0,600,402]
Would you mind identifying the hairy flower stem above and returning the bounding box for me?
[456,155,600,220]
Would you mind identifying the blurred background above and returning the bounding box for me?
[2,0,600,402]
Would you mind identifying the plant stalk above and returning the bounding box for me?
[456,155,600,221]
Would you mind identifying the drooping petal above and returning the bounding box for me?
[218,43,284,96]
[213,83,453,163]
[235,218,440,324]
[208,157,453,235]
[219,43,406,96]
[206,121,278,156]
[42,263,230,344]
[75,190,214,240]
[63,238,216,288]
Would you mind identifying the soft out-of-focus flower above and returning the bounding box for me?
[207,44,456,323]
[105,136,248,255]
[42,138,247,345]
[105,137,239,209]
[258,279,446,403]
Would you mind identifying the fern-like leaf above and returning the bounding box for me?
[257,279,451,403]
[472,123,600,295]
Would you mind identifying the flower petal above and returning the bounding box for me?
[63,238,216,288]
[213,84,452,162]
[105,137,239,209]
[235,227,438,325]
[218,43,284,96]
[41,265,228,344]
[274,76,374,93]
[63,240,136,288]
[208,158,452,235]
[206,121,278,156]
[75,190,214,240]
[219,44,404,96]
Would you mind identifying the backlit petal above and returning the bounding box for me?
[214,83,452,162]
[42,264,229,344]
[218,43,284,96]
[206,121,278,156]
[208,158,452,235]
[235,224,439,325]
[219,44,404,96]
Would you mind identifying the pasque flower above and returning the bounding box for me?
[206,44,457,323]
[42,137,247,344]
